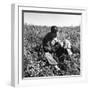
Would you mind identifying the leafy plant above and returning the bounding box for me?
[23,24,80,77]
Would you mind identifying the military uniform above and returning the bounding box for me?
[42,26,60,70]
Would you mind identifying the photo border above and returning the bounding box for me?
[11,4,87,87]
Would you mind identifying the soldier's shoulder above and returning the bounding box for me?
[44,32,52,38]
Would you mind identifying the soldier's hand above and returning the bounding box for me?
[51,39,56,45]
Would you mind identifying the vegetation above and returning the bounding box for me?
[23,24,80,77]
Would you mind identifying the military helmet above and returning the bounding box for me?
[51,26,58,33]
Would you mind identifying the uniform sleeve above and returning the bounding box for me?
[43,34,52,52]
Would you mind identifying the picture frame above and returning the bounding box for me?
[11,4,87,87]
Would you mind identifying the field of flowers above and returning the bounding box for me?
[23,24,80,77]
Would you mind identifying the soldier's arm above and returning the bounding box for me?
[51,37,63,47]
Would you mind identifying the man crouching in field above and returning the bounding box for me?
[43,26,73,71]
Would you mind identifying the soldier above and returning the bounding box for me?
[43,26,62,71]
[43,26,73,71]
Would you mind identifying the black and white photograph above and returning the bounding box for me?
[22,10,81,78]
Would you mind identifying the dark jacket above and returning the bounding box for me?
[43,32,57,52]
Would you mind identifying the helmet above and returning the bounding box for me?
[51,26,58,33]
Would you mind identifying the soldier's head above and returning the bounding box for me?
[51,26,58,33]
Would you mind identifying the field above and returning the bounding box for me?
[23,24,80,77]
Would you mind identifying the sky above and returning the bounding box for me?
[24,12,81,27]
